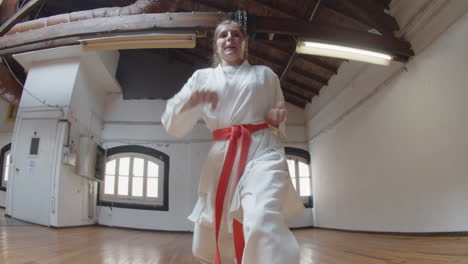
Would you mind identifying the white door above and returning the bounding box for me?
[11,119,57,225]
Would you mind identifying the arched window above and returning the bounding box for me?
[98,145,169,211]
[285,147,313,208]
[0,143,11,191]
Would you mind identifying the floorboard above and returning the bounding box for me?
[1,209,467,263]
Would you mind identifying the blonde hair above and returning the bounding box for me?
[211,20,249,67]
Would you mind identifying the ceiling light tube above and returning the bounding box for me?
[296,40,392,66]
[80,32,196,51]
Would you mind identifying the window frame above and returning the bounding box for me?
[98,145,169,211]
[0,143,11,191]
[285,147,313,208]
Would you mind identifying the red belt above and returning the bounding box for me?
[212,123,269,264]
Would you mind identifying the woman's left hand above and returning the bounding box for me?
[265,102,287,127]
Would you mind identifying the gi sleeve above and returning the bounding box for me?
[161,71,203,137]
[268,70,288,141]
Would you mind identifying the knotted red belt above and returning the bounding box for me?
[212,123,269,264]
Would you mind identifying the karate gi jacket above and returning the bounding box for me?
[162,60,305,231]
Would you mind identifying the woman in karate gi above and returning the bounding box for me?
[162,20,305,264]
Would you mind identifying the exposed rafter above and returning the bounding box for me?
[283,91,307,108]
[286,78,320,95]
[0,0,46,36]
[323,0,399,36]
[296,55,338,75]
[291,66,328,86]
[283,80,318,98]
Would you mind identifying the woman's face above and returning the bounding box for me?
[216,23,246,66]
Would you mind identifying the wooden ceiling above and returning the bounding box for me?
[1,0,413,108]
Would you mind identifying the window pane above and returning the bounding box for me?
[3,153,10,182]
[291,178,297,190]
[287,159,296,178]
[132,177,143,197]
[133,158,144,177]
[148,161,159,178]
[104,175,115,195]
[147,178,159,198]
[299,161,310,177]
[118,176,129,195]
[119,157,130,176]
[299,178,311,196]
[4,166,9,182]
[106,159,116,175]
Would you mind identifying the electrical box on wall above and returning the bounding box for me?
[76,135,97,178]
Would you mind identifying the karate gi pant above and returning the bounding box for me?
[192,155,301,264]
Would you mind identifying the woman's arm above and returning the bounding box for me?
[264,70,287,141]
[162,71,219,137]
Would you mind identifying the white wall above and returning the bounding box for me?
[55,61,108,227]
[19,58,79,108]
[99,94,209,231]
[99,94,311,231]
[307,9,468,232]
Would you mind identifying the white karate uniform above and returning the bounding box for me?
[162,60,305,264]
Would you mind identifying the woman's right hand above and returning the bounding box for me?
[181,89,219,112]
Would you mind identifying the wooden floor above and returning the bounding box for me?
[1,209,468,264]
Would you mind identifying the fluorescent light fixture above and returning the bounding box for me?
[80,32,196,51]
[296,40,392,66]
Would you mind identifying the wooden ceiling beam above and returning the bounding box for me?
[205,0,396,42]
[287,71,323,91]
[237,0,295,18]
[249,53,319,99]
[188,1,228,12]
[240,0,378,35]
[282,90,307,108]
[254,40,293,57]
[0,0,46,36]
[248,54,282,74]
[356,0,400,31]
[323,0,398,36]
[283,86,312,102]
[250,50,328,87]
[290,66,328,86]
[286,78,320,95]
[296,55,338,75]
[282,81,316,99]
